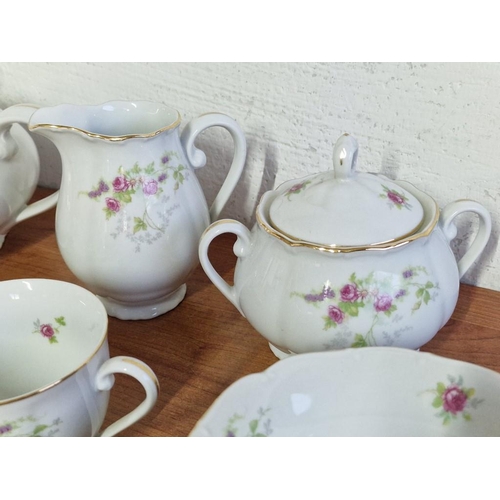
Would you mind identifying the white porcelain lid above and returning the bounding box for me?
[269,134,424,247]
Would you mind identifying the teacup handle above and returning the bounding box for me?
[180,113,246,222]
[440,200,492,278]
[95,356,159,437]
[0,104,59,234]
[198,219,252,316]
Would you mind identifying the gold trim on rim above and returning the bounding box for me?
[28,111,182,142]
[256,198,440,253]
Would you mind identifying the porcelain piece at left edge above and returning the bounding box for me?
[0,107,59,246]
[0,101,247,320]
[199,134,492,358]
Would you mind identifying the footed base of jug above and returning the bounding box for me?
[97,284,187,320]
[268,342,296,360]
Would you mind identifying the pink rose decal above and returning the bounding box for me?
[442,385,468,415]
[33,317,66,344]
[105,197,120,213]
[285,180,311,199]
[327,305,344,325]
[387,190,405,205]
[142,178,159,196]
[429,377,481,425]
[374,294,392,312]
[112,175,130,192]
[381,185,411,210]
[340,283,359,302]
[289,182,305,193]
[40,324,55,339]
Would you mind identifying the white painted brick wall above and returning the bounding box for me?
[0,62,498,290]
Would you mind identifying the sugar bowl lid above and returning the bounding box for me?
[268,134,424,247]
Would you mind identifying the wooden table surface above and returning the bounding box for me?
[2,188,500,437]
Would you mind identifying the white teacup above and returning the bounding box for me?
[0,279,159,437]
[0,113,58,248]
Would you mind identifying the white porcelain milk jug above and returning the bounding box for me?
[0,101,247,320]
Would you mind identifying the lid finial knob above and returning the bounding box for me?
[333,134,358,180]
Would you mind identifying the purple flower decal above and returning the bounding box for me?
[40,324,55,339]
[98,181,109,193]
[0,425,12,434]
[305,285,335,302]
[161,155,170,164]
[328,305,345,325]
[374,294,392,312]
[395,289,407,299]
[88,190,100,199]
[340,284,359,302]
[142,178,159,196]
[403,269,413,279]
[112,175,130,192]
[158,173,167,183]
[105,197,121,213]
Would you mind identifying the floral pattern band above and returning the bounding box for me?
[292,266,438,348]
[82,151,187,251]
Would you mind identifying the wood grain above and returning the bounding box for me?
[2,188,500,436]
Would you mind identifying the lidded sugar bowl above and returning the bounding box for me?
[199,134,492,359]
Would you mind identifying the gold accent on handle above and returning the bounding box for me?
[121,357,160,391]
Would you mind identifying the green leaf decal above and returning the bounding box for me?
[249,419,259,434]
[432,396,443,408]
[115,191,132,204]
[351,334,368,348]
[436,382,446,395]
[33,425,48,435]
[339,301,364,317]
[133,217,148,234]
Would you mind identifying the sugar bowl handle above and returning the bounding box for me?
[95,356,159,437]
[181,113,247,222]
[198,219,252,315]
[440,200,492,278]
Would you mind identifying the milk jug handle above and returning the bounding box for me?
[0,104,59,228]
[180,113,246,222]
[440,200,492,278]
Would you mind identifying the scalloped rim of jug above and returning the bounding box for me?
[256,179,440,253]
[28,100,182,142]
